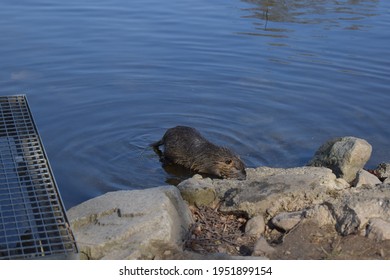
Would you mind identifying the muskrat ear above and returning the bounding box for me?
[225,159,233,165]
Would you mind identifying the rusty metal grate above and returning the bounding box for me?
[0,95,78,259]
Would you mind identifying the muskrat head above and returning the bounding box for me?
[212,153,247,180]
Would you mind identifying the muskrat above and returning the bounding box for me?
[151,126,246,180]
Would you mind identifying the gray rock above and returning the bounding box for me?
[177,175,216,207]
[213,166,342,217]
[245,216,266,237]
[252,237,275,256]
[375,163,390,180]
[308,137,372,183]
[333,204,361,236]
[303,205,335,227]
[67,186,193,260]
[366,218,390,241]
[337,185,390,228]
[271,211,303,231]
[353,169,381,188]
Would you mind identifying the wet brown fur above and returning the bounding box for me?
[151,126,246,180]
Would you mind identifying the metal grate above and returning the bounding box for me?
[0,95,78,259]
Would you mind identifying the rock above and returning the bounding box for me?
[271,211,303,231]
[252,237,275,256]
[308,137,372,183]
[67,186,193,260]
[303,205,335,227]
[245,216,265,237]
[337,184,390,228]
[212,166,342,217]
[334,178,351,190]
[353,169,381,188]
[177,175,216,207]
[366,218,390,241]
[333,204,361,236]
[374,163,390,180]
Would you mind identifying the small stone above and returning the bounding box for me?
[353,169,381,188]
[335,205,361,236]
[366,218,390,241]
[252,237,275,256]
[245,216,265,237]
[163,250,172,256]
[304,205,335,227]
[375,163,390,180]
[271,211,303,231]
[177,176,216,206]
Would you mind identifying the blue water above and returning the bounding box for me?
[0,0,389,208]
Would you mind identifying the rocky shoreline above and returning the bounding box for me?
[67,136,390,259]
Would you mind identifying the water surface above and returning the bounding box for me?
[0,0,389,208]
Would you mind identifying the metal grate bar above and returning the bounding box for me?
[0,95,78,259]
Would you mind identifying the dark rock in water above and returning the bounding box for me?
[308,136,372,183]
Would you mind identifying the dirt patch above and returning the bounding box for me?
[184,205,257,256]
[183,206,390,259]
[269,220,390,260]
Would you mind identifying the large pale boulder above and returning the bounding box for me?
[308,136,372,183]
[67,186,193,259]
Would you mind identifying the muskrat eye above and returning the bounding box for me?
[225,159,232,165]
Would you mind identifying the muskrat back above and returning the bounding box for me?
[151,126,246,180]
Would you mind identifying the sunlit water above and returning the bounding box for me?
[0,0,389,208]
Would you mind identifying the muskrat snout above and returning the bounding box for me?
[236,169,247,180]
[228,165,247,180]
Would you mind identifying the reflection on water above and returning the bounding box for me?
[0,0,388,208]
[240,0,379,36]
